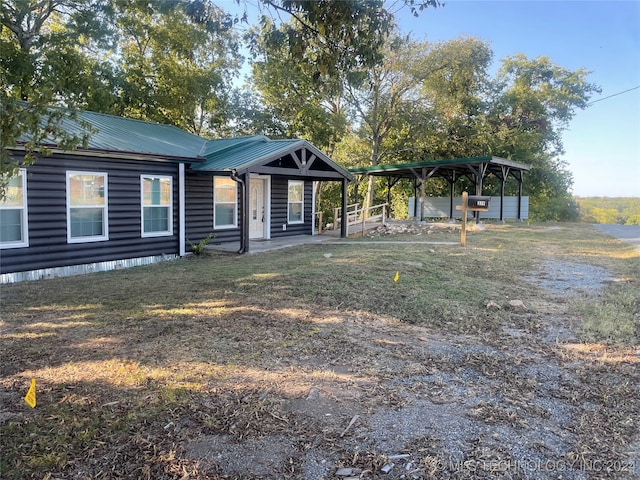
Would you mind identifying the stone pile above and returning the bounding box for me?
[367,222,458,238]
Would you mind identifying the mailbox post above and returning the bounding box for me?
[460,192,468,247]
[457,193,491,247]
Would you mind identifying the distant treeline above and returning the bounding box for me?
[575,197,640,225]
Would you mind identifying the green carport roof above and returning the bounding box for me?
[349,156,531,178]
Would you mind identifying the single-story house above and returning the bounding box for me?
[0,109,352,283]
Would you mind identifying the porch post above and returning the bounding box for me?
[242,173,250,252]
[178,163,186,256]
[341,178,348,238]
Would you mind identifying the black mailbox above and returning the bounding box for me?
[467,196,490,211]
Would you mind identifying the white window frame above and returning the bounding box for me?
[141,175,173,237]
[0,168,29,249]
[213,176,238,229]
[66,171,109,243]
[287,180,304,224]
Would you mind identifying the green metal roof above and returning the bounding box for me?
[193,136,304,172]
[192,135,353,180]
[349,155,531,177]
[58,110,208,160]
[14,105,352,179]
[201,135,269,157]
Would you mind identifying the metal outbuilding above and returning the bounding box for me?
[349,156,532,222]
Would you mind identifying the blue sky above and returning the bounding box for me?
[226,0,640,197]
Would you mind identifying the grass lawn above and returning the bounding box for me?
[1,222,638,479]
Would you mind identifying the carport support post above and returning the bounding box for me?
[517,176,524,222]
[341,178,348,238]
[413,178,418,218]
[448,174,455,220]
[420,167,426,221]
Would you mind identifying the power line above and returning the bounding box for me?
[586,85,640,106]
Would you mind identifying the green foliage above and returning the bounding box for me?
[0,0,241,187]
[112,1,240,135]
[575,197,640,225]
[251,0,424,74]
[0,0,101,191]
[309,35,598,222]
[1,0,601,224]
[188,233,214,256]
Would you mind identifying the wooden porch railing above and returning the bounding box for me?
[334,202,388,235]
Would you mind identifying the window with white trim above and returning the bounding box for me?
[141,175,173,236]
[66,171,108,242]
[287,180,304,224]
[0,168,28,248]
[213,176,237,229]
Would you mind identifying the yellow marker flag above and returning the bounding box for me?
[24,378,36,408]
[394,271,399,282]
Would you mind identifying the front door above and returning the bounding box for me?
[249,178,265,239]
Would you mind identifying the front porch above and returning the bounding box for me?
[205,222,380,254]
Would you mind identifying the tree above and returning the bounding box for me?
[344,35,435,210]
[248,16,348,152]
[483,55,599,220]
[417,36,494,160]
[0,0,100,196]
[112,1,240,135]
[249,0,441,76]
[0,0,241,197]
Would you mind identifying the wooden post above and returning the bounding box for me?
[341,178,348,238]
[420,167,426,221]
[461,191,468,248]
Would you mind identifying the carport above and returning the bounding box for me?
[349,156,532,222]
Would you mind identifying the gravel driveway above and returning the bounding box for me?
[595,224,640,250]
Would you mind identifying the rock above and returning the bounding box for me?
[486,300,502,311]
[335,467,361,476]
[508,299,527,312]
[381,463,395,473]
[323,253,333,258]
[403,261,423,268]
[306,387,321,400]
[388,454,410,460]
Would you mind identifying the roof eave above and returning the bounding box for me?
[8,144,202,163]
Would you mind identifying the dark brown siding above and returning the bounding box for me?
[1,154,180,274]
[270,177,313,238]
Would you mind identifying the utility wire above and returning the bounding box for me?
[586,85,640,106]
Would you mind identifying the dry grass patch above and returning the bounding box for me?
[1,222,638,479]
